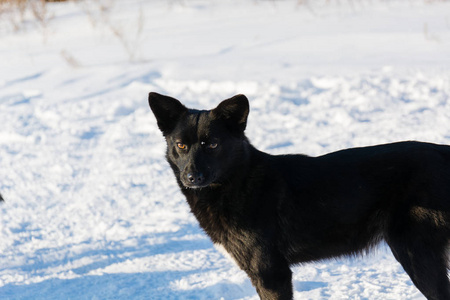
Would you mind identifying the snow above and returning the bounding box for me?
[0,0,449,299]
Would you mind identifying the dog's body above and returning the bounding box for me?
[149,92,450,300]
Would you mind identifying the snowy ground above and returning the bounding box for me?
[0,0,450,299]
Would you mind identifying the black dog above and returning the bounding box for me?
[149,92,450,300]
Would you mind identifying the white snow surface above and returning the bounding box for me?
[1,0,450,299]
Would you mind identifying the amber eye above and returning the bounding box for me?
[177,143,187,150]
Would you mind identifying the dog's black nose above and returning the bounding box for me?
[187,173,205,185]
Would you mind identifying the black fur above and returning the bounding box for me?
[149,92,450,300]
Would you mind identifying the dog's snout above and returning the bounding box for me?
[187,172,205,185]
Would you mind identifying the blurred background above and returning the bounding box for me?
[0,0,449,299]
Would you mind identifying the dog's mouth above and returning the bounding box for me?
[182,182,217,189]
[181,178,221,190]
[180,178,209,189]
[183,183,209,189]
[180,171,222,190]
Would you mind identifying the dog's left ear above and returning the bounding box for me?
[212,94,249,133]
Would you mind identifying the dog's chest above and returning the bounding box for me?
[214,242,239,266]
[187,193,237,233]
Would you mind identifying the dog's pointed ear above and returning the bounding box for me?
[212,94,249,132]
[149,92,188,134]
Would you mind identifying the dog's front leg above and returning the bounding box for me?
[246,251,293,300]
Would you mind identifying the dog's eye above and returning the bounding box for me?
[201,141,218,149]
[177,143,187,150]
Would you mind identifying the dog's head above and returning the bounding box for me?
[149,92,250,189]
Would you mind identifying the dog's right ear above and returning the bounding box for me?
[148,92,188,134]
